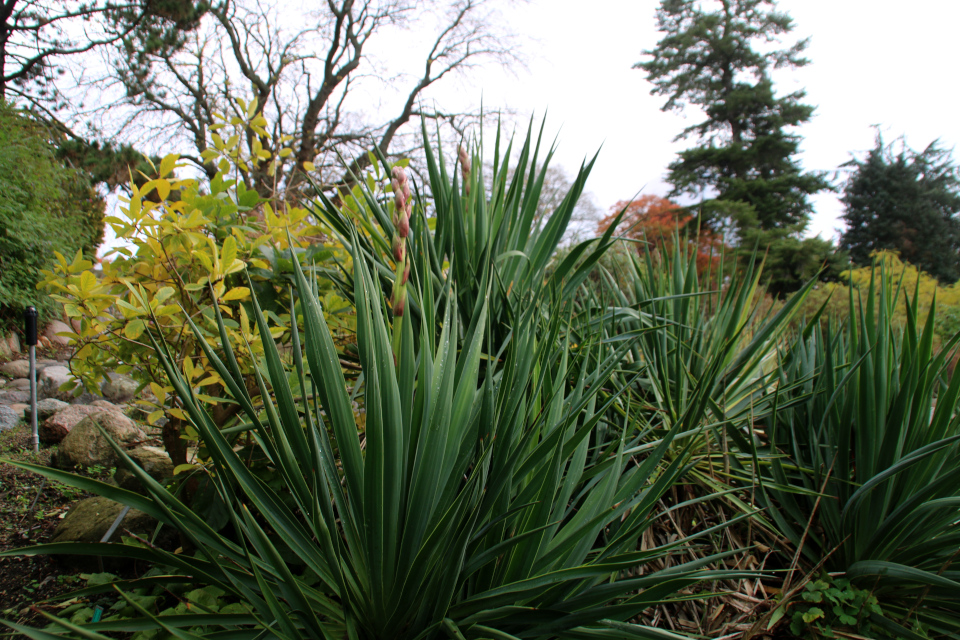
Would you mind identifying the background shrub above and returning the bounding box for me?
[41,100,351,465]
[0,101,105,333]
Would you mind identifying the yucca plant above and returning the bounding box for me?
[575,240,814,466]
[556,238,820,634]
[308,119,623,355]
[756,267,960,638]
[2,228,746,638]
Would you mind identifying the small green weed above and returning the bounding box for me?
[789,575,882,638]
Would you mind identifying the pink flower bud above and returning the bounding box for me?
[397,213,409,239]
[392,285,406,316]
[400,257,411,285]
[392,236,405,262]
[459,145,471,196]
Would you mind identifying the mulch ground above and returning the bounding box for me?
[0,425,100,627]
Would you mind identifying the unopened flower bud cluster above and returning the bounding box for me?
[390,166,412,316]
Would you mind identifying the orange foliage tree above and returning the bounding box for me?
[597,195,722,271]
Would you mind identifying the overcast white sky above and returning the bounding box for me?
[429,0,960,242]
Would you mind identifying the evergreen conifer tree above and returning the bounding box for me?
[637,0,835,294]
[840,134,960,283]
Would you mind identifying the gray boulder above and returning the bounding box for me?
[69,391,100,406]
[7,378,31,390]
[0,360,30,378]
[0,405,18,431]
[114,446,174,494]
[39,365,76,401]
[0,389,28,404]
[25,398,69,422]
[101,373,140,404]
[53,411,146,469]
[43,320,73,348]
[39,404,104,444]
[50,497,168,570]
[5,332,19,355]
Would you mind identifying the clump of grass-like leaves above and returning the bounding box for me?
[754,269,960,638]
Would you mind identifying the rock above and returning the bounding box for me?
[40,405,105,444]
[0,360,30,378]
[91,399,118,410]
[53,411,146,469]
[114,446,175,494]
[10,403,29,416]
[0,339,10,362]
[49,497,169,570]
[6,332,19,355]
[7,378,31,390]
[39,365,76,401]
[69,391,100,406]
[0,405,18,431]
[43,320,74,348]
[0,390,29,404]
[101,372,140,404]
[26,398,69,421]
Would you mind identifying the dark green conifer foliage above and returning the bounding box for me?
[840,134,960,283]
[637,0,829,236]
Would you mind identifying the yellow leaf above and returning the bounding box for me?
[159,154,180,177]
[221,287,250,301]
[223,259,246,275]
[221,236,237,269]
[147,410,164,425]
[155,286,176,303]
[195,251,214,273]
[173,464,196,475]
[125,319,146,340]
[79,271,97,293]
[149,382,167,404]
[303,161,316,172]
[155,179,171,201]
[197,375,221,387]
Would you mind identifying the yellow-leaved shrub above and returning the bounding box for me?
[40,101,354,464]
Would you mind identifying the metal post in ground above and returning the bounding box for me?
[24,306,38,454]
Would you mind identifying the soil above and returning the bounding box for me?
[0,421,152,632]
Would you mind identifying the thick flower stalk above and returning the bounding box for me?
[459,144,471,196]
[390,165,412,321]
